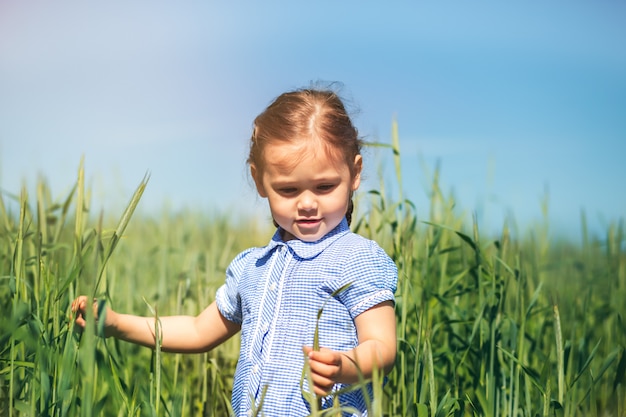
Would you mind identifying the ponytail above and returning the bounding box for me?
[346,199,354,226]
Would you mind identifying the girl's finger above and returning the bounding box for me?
[71,296,87,312]
[309,349,342,368]
[312,380,335,395]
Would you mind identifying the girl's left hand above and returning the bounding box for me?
[302,346,343,395]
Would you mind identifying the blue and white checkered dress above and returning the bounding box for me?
[216,219,397,416]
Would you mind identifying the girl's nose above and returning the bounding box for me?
[297,191,317,211]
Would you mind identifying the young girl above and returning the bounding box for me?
[72,88,398,416]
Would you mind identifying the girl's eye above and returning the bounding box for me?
[279,187,297,194]
[317,184,336,192]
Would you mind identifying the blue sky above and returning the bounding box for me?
[1,1,624,240]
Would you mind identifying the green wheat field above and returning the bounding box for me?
[1,134,625,416]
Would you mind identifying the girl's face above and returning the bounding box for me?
[251,141,362,242]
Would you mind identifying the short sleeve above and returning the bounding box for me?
[321,237,398,319]
[215,248,254,324]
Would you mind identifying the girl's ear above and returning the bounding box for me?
[351,154,363,191]
[250,164,267,197]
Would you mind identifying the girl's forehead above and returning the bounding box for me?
[263,140,343,167]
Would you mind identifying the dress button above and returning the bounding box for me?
[252,364,259,374]
[270,282,277,291]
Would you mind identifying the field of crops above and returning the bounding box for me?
[1,147,625,416]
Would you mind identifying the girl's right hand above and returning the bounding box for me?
[71,295,115,336]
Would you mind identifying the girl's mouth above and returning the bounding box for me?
[296,218,321,227]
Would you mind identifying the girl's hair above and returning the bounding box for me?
[248,88,362,225]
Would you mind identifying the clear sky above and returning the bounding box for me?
[1,1,624,240]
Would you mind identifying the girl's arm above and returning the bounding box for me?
[72,296,240,353]
[304,300,396,395]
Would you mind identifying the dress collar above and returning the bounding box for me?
[257,218,350,260]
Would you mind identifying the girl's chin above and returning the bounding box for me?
[282,227,324,242]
